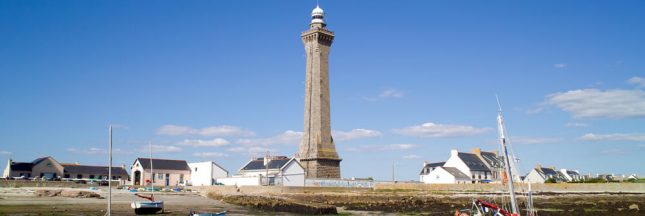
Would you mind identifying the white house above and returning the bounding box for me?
[217,156,305,187]
[188,161,228,186]
[419,161,444,183]
[524,165,565,183]
[559,169,582,182]
[443,149,492,183]
[424,166,471,184]
[130,158,191,187]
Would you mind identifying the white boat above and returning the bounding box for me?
[131,200,164,215]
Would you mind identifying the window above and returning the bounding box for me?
[158,173,163,179]
[112,176,118,180]
[89,175,95,179]
[77,174,82,179]
[64,174,70,178]
[47,163,52,167]
[195,167,198,172]
[180,174,184,183]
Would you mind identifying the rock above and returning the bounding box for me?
[35,189,62,197]
[629,204,639,211]
[60,190,101,198]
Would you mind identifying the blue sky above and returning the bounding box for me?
[1,1,644,181]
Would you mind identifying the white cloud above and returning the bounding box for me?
[565,122,589,128]
[0,150,12,155]
[379,89,404,98]
[393,122,491,138]
[600,148,625,156]
[363,89,405,101]
[553,63,567,69]
[545,88,645,118]
[628,76,645,88]
[510,136,562,145]
[226,146,276,155]
[179,138,230,147]
[67,147,130,155]
[156,124,255,137]
[402,154,421,159]
[192,152,228,158]
[526,107,545,115]
[237,130,302,146]
[333,129,382,141]
[579,133,645,142]
[346,144,416,152]
[145,145,182,153]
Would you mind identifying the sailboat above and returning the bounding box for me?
[131,142,164,214]
[462,98,536,216]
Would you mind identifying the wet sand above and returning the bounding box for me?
[0,187,251,216]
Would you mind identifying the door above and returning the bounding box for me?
[134,171,141,186]
[165,173,170,186]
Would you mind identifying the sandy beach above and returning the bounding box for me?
[0,187,252,216]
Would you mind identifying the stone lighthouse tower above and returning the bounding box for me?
[298,5,341,179]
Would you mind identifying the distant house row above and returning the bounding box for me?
[419,148,589,184]
[419,148,500,184]
[3,155,306,187]
[2,157,129,182]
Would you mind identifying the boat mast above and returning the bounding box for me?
[149,142,154,199]
[497,97,519,215]
[108,125,112,216]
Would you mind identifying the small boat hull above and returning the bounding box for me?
[191,211,227,216]
[131,201,164,214]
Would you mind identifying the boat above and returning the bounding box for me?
[131,142,164,214]
[460,98,536,216]
[189,210,227,216]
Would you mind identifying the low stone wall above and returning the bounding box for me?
[374,182,645,193]
[0,180,86,188]
[193,185,372,196]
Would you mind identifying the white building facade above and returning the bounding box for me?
[188,161,228,186]
[443,149,492,183]
[217,156,305,187]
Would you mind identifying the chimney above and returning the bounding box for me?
[263,151,272,166]
[471,148,482,156]
[450,149,459,157]
[536,163,541,169]
[8,158,12,165]
[423,161,429,167]
[550,166,556,170]
[75,161,80,165]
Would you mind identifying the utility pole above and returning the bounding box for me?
[392,161,395,182]
[107,125,112,216]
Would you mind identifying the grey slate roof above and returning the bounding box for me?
[480,151,501,168]
[241,156,290,171]
[539,167,558,176]
[9,157,52,172]
[419,162,445,175]
[63,165,128,176]
[136,158,190,171]
[457,153,491,172]
[10,162,34,171]
[442,167,471,179]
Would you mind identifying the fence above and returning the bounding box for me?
[305,178,374,188]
